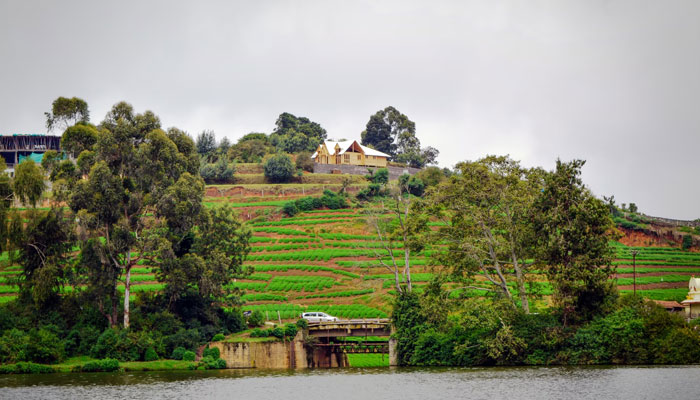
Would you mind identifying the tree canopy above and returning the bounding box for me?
[269,112,327,153]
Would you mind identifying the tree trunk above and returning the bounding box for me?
[123,264,132,329]
[403,247,412,293]
[513,259,529,313]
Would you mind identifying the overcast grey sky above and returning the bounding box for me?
[1,0,698,219]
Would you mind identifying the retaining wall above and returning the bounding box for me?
[313,163,421,180]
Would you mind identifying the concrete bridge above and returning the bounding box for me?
[307,319,397,367]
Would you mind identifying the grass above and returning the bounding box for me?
[266,276,336,292]
[242,293,288,302]
[615,274,691,285]
[347,353,390,367]
[619,288,690,302]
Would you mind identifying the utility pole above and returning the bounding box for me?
[631,249,639,297]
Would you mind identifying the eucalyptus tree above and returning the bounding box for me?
[67,101,199,328]
[425,155,544,312]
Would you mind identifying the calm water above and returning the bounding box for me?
[1,366,699,400]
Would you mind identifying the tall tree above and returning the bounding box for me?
[425,156,543,312]
[269,112,327,153]
[367,180,428,294]
[531,159,616,325]
[13,160,46,208]
[45,96,89,133]
[362,106,439,167]
[196,130,217,157]
[67,102,198,328]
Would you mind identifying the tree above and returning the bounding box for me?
[228,139,270,163]
[196,130,217,157]
[366,182,428,294]
[269,113,327,153]
[531,159,616,325]
[45,97,89,133]
[425,156,544,313]
[200,157,235,184]
[628,203,638,213]
[361,106,414,157]
[362,106,439,167]
[13,160,46,208]
[68,102,201,328]
[61,123,100,157]
[263,154,295,183]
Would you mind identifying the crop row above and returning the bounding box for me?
[249,219,354,227]
[251,227,312,236]
[241,293,288,302]
[302,289,375,299]
[247,249,392,262]
[249,244,322,253]
[615,274,691,286]
[249,264,359,278]
[242,304,387,319]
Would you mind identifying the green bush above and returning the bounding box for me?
[682,235,693,251]
[248,310,265,327]
[171,346,186,360]
[295,151,315,172]
[296,319,308,330]
[264,154,294,183]
[144,347,158,362]
[23,328,65,364]
[212,333,225,342]
[284,323,298,338]
[202,347,220,359]
[201,356,227,369]
[282,202,299,216]
[271,327,284,339]
[182,351,196,361]
[79,358,120,372]
[0,362,55,374]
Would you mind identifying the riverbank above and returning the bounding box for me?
[0,356,197,374]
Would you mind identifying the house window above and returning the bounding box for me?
[344,154,350,162]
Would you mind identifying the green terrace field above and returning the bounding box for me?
[611,242,699,302]
[0,186,696,316]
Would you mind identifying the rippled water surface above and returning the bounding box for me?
[2,366,699,400]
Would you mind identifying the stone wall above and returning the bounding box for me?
[212,333,308,369]
[313,163,421,181]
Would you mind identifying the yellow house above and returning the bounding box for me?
[312,140,389,168]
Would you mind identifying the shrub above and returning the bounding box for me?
[264,154,294,183]
[144,347,159,362]
[366,168,389,185]
[399,174,425,197]
[283,202,299,217]
[271,327,284,339]
[171,347,186,360]
[23,328,65,364]
[248,310,265,327]
[79,358,120,372]
[682,235,693,251]
[284,323,298,338]
[296,319,308,330]
[201,356,227,369]
[212,333,225,342]
[202,347,220,359]
[182,351,196,361]
[295,151,315,172]
[0,362,55,374]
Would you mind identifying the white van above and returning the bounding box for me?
[301,312,338,323]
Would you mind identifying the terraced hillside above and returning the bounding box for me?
[0,180,697,315]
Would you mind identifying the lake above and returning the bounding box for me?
[1,365,699,400]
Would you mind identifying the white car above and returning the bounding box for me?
[301,312,338,323]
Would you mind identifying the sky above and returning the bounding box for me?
[0,0,698,219]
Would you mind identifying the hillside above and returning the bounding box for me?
[0,171,698,315]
